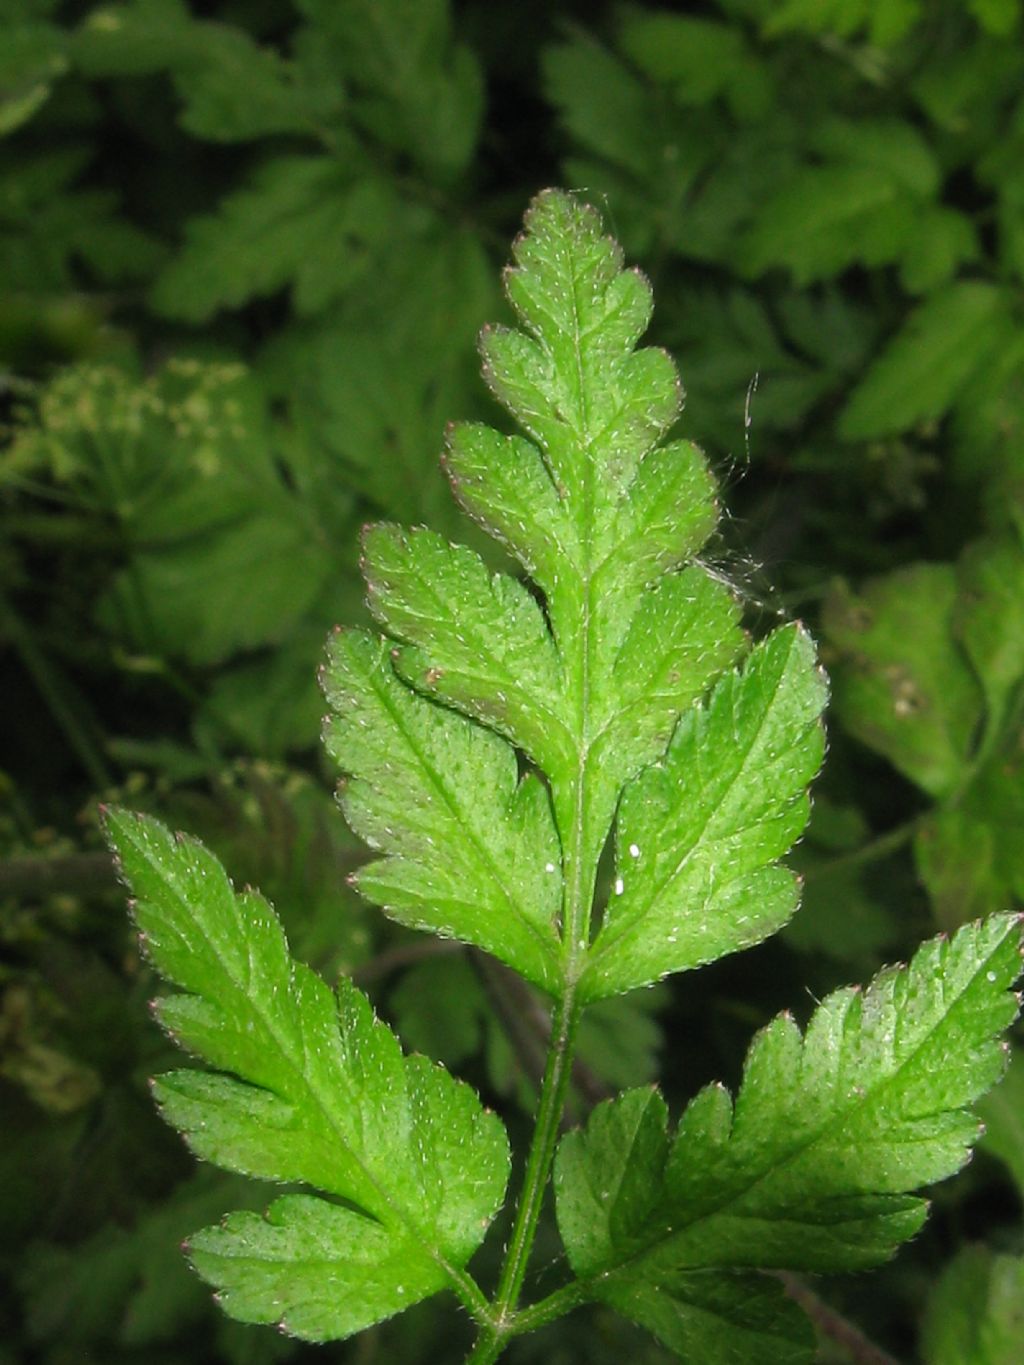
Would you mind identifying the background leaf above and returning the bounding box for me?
[922,1244,1024,1365]
[839,284,1014,439]
[823,565,983,799]
[7,1,1024,1358]
[979,1043,1024,1202]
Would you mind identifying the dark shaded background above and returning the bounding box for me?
[2,1,1023,1361]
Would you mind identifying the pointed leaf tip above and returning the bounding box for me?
[558,914,1022,1323]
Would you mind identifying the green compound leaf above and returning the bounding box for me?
[618,12,771,120]
[825,533,1024,928]
[329,190,747,989]
[914,726,1024,928]
[738,117,950,288]
[296,0,484,180]
[556,914,1022,1362]
[150,156,395,321]
[583,625,827,1001]
[321,629,563,994]
[361,522,574,774]
[73,0,340,143]
[605,1270,814,1365]
[460,190,745,871]
[103,808,508,1342]
[17,1169,268,1352]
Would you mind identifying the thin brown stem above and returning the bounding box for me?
[351,936,464,985]
[469,951,611,1113]
[802,818,918,883]
[0,851,118,898]
[777,1273,903,1365]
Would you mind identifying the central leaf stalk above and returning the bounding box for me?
[466,234,603,1363]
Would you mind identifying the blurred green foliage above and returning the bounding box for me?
[1,0,1022,1360]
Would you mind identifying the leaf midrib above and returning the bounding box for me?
[381,567,575,764]
[589,633,803,967]
[133,824,479,1294]
[582,925,1013,1288]
[364,643,562,982]
[558,208,600,979]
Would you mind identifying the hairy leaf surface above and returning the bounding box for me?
[362,522,573,772]
[583,625,827,1000]
[104,808,509,1340]
[321,630,562,992]
[454,191,747,872]
[557,915,1022,1359]
[331,190,750,984]
[320,189,836,1013]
